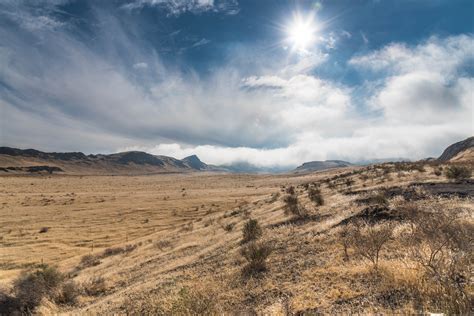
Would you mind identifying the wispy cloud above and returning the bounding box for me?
[121,0,239,15]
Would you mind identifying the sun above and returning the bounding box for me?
[286,13,318,53]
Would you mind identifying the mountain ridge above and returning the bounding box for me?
[0,147,216,175]
[438,136,474,162]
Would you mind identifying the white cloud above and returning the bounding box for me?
[350,35,474,76]
[122,0,239,15]
[133,62,149,70]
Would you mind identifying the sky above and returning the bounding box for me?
[0,0,473,168]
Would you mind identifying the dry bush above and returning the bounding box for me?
[283,193,308,219]
[307,186,324,206]
[348,221,393,271]
[83,276,107,296]
[404,207,473,314]
[242,219,262,243]
[169,287,219,315]
[240,241,272,277]
[155,239,172,250]
[444,165,471,180]
[11,265,67,312]
[339,225,352,262]
[223,223,235,232]
[0,290,20,315]
[80,254,101,268]
[286,186,295,195]
[102,244,137,257]
[55,281,80,305]
[267,192,280,203]
[344,178,355,187]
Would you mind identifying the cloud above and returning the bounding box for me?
[133,62,149,70]
[121,0,239,15]
[360,31,369,44]
[0,2,472,167]
[350,35,473,76]
[191,38,211,48]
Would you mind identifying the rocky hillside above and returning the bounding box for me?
[438,136,474,161]
[0,147,217,175]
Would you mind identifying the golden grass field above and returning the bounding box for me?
[0,163,473,314]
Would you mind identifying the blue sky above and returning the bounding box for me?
[0,0,473,167]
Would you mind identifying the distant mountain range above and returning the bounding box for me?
[1,137,472,175]
[0,147,220,175]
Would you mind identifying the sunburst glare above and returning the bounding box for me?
[286,12,318,53]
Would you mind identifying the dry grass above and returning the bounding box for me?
[0,162,472,314]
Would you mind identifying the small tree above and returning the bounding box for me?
[308,186,324,206]
[350,222,393,271]
[242,219,262,243]
[240,241,272,276]
[406,207,472,314]
[445,165,471,181]
[283,194,308,219]
[339,225,353,262]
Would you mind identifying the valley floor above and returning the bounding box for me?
[0,163,473,314]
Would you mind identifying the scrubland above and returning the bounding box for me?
[0,162,472,314]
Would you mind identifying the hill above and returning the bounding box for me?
[293,160,353,173]
[0,147,217,175]
[438,136,474,161]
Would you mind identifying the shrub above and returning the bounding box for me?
[339,225,353,262]
[242,219,262,243]
[286,186,295,195]
[283,194,308,219]
[444,165,471,180]
[240,241,272,276]
[344,178,355,187]
[357,192,388,207]
[80,254,101,268]
[56,281,80,305]
[223,223,235,232]
[39,227,49,233]
[103,244,137,257]
[13,265,65,312]
[348,222,393,271]
[405,208,473,314]
[83,276,107,296]
[308,186,324,206]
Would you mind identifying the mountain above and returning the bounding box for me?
[0,147,218,175]
[293,160,353,173]
[438,137,474,162]
[182,155,208,170]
